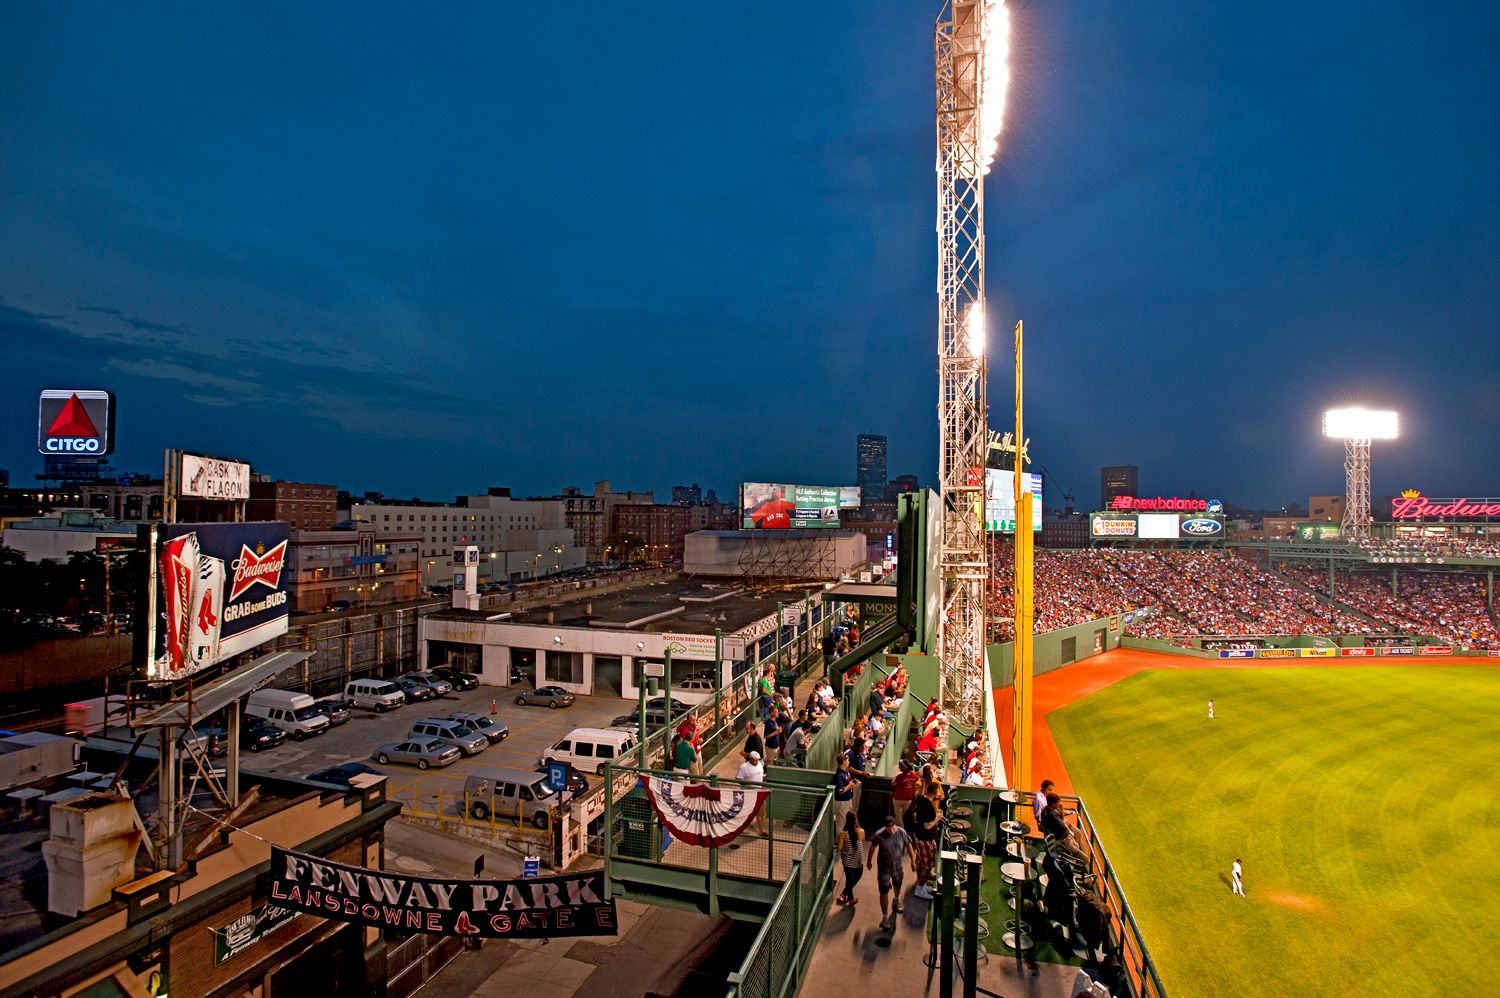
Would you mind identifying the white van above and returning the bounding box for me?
[246,689,330,740]
[539,727,637,776]
[344,679,406,712]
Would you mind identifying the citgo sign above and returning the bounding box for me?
[37,389,115,455]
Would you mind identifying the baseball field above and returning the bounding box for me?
[1047,662,1500,998]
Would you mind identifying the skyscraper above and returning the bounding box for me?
[1100,465,1139,510]
[856,434,887,504]
[671,484,702,506]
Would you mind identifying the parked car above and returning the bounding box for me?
[328,599,351,612]
[242,716,287,752]
[430,667,479,691]
[514,686,575,709]
[611,710,669,731]
[314,698,352,727]
[405,672,453,697]
[448,711,509,744]
[510,667,531,685]
[463,768,558,828]
[373,736,461,770]
[246,689,330,741]
[540,727,636,776]
[406,718,487,756]
[307,762,384,788]
[396,676,439,702]
[186,724,228,759]
[644,696,691,717]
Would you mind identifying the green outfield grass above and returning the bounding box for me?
[1048,666,1500,998]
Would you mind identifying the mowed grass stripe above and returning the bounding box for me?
[1048,666,1500,998]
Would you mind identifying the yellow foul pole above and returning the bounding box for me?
[1011,320,1033,795]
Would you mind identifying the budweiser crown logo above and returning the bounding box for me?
[1400,489,1421,499]
[230,540,288,600]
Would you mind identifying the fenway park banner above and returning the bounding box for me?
[268,848,616,939]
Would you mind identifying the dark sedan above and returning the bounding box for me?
[242,716,286,752]
[396,676,439,702]
[431,667,480,691]
[307,762,385,788]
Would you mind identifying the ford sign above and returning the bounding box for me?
[1180,518,1223,537]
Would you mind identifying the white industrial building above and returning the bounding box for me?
[350,492,586,586]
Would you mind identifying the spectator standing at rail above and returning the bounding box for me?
[909,783,941,898]
[891,759,919,827]
[743,719,763,761]
[834,754,861,825]
[736,751,767,836]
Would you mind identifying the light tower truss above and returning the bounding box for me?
[1342,438,1372,539]
[934,0,1005,733]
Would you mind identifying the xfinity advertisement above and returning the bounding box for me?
[148,521,291,679]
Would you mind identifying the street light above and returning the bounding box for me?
[1322,407,1399,540]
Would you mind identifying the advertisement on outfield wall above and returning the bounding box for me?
[1417,646,1453,656]
[1340,647,1376,657]
[1259,648,1298,659]
[1218,649,1255,659]
[1090,515,1137,538]
[1299,647,1337,657]
[984,469,1043,533]
[1179,517,1225,539]
[741,483,856,529]
[1379,646,1414,656]
[148,521,291,679]
[1137,513,1179,540]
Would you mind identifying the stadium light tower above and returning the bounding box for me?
[1322,408,1399,540]
[935,1,1009,748]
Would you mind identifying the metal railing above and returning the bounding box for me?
[605,764,832,886]
[1061,793,1168,998]
[723,791,835,998]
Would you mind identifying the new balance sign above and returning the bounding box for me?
[37,389,115,456]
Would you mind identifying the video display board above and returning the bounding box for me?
[741,483,855,529]
[984,469,1043,532]
[148,521,291,679]
[1137,513,1179,540]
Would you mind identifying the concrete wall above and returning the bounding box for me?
[682,531,867,579]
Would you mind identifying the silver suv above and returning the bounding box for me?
[447,711,510,744]
[406,718,487,756]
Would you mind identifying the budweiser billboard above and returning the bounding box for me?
[149,522,291,679]
[1390,491,1500,520]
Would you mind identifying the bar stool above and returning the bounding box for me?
[998,861,1034,952]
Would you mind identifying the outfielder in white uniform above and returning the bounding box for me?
[1231,859,1245,897]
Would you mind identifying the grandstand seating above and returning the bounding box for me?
[988,542,1500,649]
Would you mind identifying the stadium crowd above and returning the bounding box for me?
[987,542,1499,649]
[1351,534,1500,561]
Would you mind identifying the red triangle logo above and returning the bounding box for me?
[46,393,99,438]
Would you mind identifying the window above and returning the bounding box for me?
[575,743,594,758]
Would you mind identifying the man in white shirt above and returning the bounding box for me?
[1033,779,1054,831]
[736,751,767,835]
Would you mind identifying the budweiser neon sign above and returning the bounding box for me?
[1390,492,1500,520]
[1109,496,1207,512]
[229,540,288,600]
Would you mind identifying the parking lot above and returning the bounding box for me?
[242,685,629,817]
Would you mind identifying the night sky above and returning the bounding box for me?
[2,2,1496,509]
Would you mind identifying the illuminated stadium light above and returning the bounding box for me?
[1322,408,1399,441]
[976,0,1011,175]
[967,302,986,356]
[1322,407,1399,541]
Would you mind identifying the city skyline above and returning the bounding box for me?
[1,2,1496,507]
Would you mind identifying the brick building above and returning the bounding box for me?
[249,480,338,531]
[610,503,694,562]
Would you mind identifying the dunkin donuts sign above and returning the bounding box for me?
[152,522,291,679]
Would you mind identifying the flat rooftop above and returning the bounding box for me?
[428,577,823,634]
[0,741,355,952]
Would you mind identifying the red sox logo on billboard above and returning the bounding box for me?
[37,389,116,455]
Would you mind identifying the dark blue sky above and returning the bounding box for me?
[2,2,1496,508]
